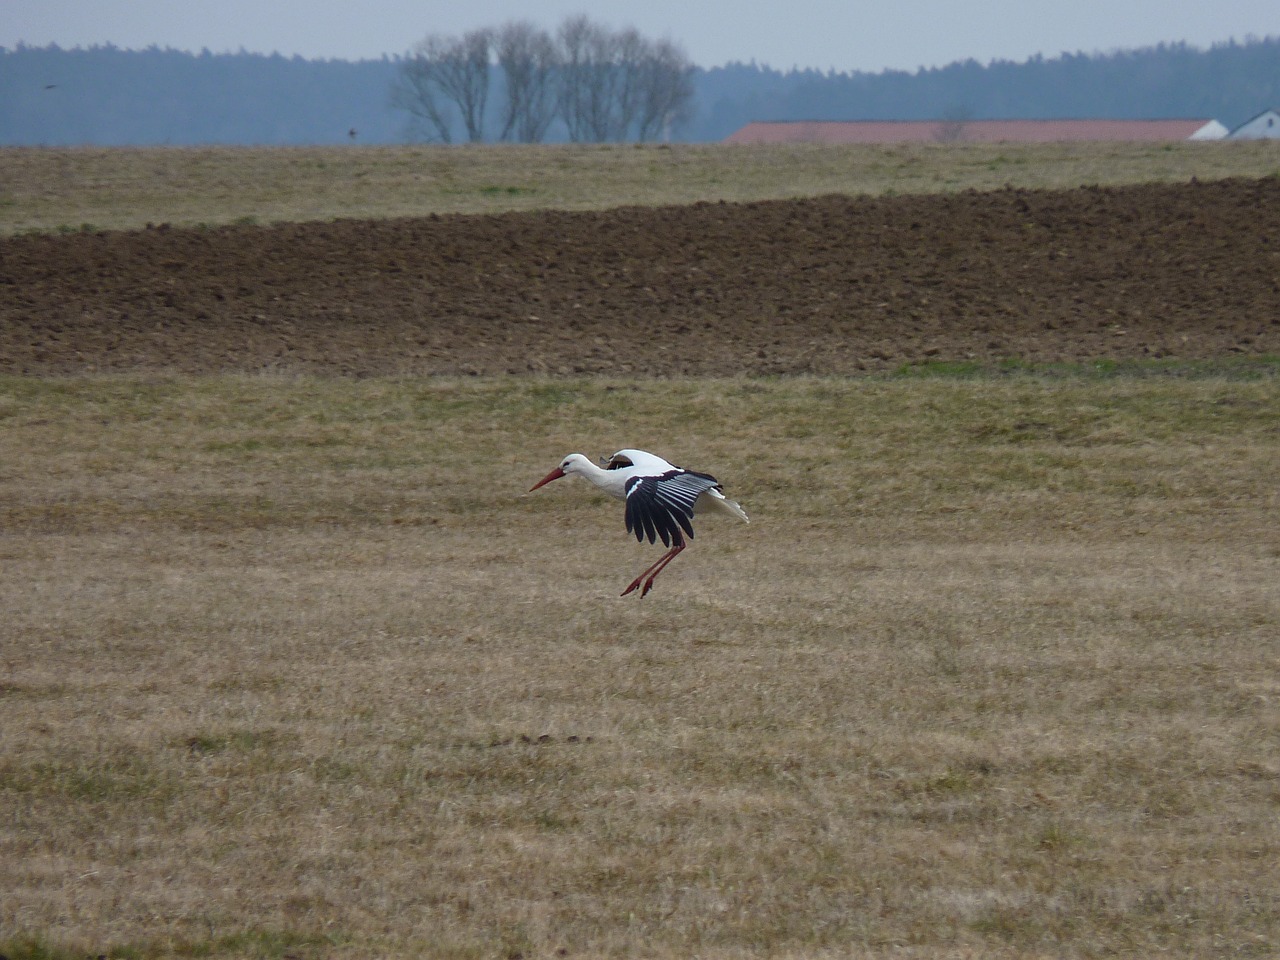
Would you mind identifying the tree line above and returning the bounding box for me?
[391,17,694,143]
[2,36,1277,146]
[696,38,1280,139]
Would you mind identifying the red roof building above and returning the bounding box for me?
[724,119,1225,144]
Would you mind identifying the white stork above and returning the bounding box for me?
[528,448,749,597]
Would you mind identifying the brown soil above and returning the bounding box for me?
[2,177,1277,376]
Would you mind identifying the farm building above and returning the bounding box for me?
[1228,109,1280,139]
[724,118,1226,144]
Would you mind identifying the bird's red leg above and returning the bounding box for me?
[640,544,684,597]
[622,542,686,597]
[623,548,673,596]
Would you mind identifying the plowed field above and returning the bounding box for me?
[3,176,1277,376]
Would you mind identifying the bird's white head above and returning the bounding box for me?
[529,453,593,492]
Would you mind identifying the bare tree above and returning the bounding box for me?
[394,17,695,144]
[555,17,693,143]
[559,18,639,141]
[394,29,493,143]
[436,29,493,143]
[391,44,455,143]
[494,21,560,143]
[610,27,649,140]
[634,38,695,141]
[557,15,613,142]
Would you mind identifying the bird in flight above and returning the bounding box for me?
[529,448,748,597]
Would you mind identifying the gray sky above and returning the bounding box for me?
[4,1,1277,72]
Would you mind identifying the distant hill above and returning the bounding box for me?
[2,37,1277,145]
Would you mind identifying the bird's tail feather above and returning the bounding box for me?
[718,496,749,523]
[701,487,750,523]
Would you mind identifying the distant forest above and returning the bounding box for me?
[2,37,1278,146]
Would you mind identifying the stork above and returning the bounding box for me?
[528,449,749,597]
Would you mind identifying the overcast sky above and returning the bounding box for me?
[4,1,1277,73]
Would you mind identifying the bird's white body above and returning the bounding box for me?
[552,450,748,521]
[529,448,748,597]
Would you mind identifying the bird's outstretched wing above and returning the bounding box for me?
[624,470,721,547]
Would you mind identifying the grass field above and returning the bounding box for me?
[2,373,1277,959]
[4,141,1280,958]
[3,140,1280,235]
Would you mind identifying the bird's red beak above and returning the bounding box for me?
[529,466,565,492]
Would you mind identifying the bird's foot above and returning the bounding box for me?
[622,574,659,597]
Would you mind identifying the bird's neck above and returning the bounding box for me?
[575,458,628,498]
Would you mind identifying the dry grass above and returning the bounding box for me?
[2,140,1279,235]
[2,373,1278,959]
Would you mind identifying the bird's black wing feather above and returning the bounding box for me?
[624,470,721,547]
